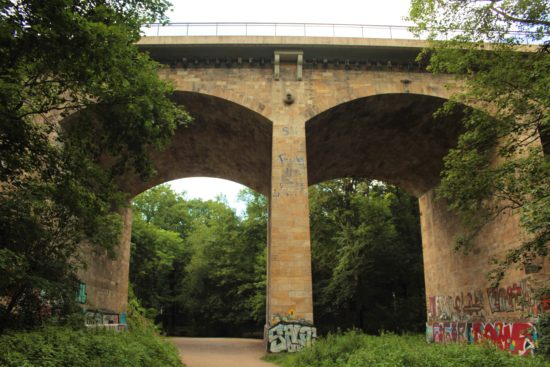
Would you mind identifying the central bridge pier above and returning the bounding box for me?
[77,35,548,354]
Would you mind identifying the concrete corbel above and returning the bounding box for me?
[274,54,280,80]
[297,54,303,81]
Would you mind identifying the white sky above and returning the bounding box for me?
[167,0,412,25]
[163,0,412,212]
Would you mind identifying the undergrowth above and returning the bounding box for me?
[265,331,550,367]
[0,326,184,367]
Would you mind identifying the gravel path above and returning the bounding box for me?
[170,337,277,367]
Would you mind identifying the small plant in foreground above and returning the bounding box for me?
[265,331,550,367]
[0,326,184,367]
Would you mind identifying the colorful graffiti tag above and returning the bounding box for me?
[428,290,485,322]
[426,322,539,356]
[267,321,317,353]
[486,280,547,316]
[84,309,128,331]
[428,279,548,323]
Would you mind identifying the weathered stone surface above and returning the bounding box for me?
[119,92,273,197]
[77,37,549,336]
[306,93,464,196]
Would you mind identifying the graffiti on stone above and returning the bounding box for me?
[427,321,538,356]
[455,290,484,317]
[76,282,87,304]
[84,309,127,331]
[486,279,546,316]
[428,322,470,344]
[268,322,317,353]
[428,290,484,322]
[429,279,548,322]
[427,278,550,322]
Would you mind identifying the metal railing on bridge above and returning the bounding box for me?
[140,22,539,43]
[141,22,420,40]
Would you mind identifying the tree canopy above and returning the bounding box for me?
[309,179,425,334]
[130,186,267,336]
[409,0,550,283]
[0,0,190,332]
[129,181,425,336]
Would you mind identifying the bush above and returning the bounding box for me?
[0,326,184,367]
[539,312,550,360]
[265,331,550,367]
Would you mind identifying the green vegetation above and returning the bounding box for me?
[408,0,550,283]
[265,331,550,367]
[309,179,425,334]
[0,286,184,366]
[130,186,267,336]
[130,180,425,336]
[0,0,190,333]
[0,326,184,367]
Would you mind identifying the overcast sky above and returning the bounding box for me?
[167,0,411,25]
[161,0,413,213]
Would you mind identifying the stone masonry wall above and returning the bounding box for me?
[79,62,548,350]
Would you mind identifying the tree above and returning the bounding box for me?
[130,216,184,319]
[129,186,267,336]
[132,185,194,235]
[236,189,268,326]
[0,0,190,332]
[130,186,191,333]
[175,194,267,336]
[409,0,550,283]
[309,179,425,334]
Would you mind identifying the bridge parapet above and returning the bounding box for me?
[142,22,419,39]
[138,35,433,79]
[140,22,536,41]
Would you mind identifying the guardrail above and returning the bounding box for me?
[141,22,420,40]
[140,22,539,42]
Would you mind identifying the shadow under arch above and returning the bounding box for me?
[119,91,273,198]
[76,92,272,316]
[306,93,465,197]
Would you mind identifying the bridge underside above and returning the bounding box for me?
[120,91,273,197]
[306,94,464,196]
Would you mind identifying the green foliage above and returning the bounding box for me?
[408,0,550,283]
[133,185,194,234]
[126,284,160,334]
[130,181,424,337]
[130,186,267,336]
[539,311,550,359]
[309,179,425,334]
[0,1,190,332]
[265,331,550,367]
[0,326,184,367]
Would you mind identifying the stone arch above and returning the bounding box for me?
[306,93,464,197]
[79,91,273,315]
[158,68,276,119]
[304,92,531,331]
[304,71,457,121]
[118,91,273,198]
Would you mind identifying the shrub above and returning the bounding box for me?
[0,326,184,367]
[265,331,550,367]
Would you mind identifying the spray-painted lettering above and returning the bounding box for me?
[428,290,484,322]
[486,279,544,316]
[427,322,538,356]
[268,322,317,353]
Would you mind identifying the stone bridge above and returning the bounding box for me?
[79,35,548,353]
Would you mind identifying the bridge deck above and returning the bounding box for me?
[137,36,428,64]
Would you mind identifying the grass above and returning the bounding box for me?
[264,331,550,367]
[0,326,184,367]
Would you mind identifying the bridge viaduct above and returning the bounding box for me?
[79,35,548,353]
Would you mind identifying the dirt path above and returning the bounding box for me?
[170,337,277,367]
